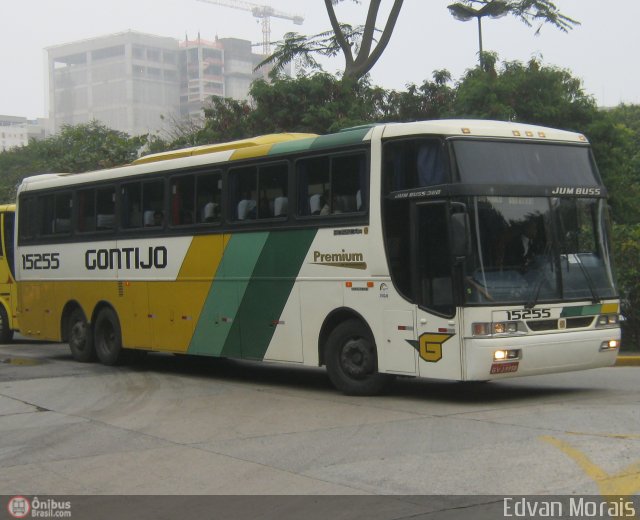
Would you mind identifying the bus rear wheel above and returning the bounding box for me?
[325,319,390,396]
[68,308,95,362]
[94,307,124,366]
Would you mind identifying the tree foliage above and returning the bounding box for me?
[613,224,640,350]
[0,121,142,201]
[450,0,578,34]
[259,0,404,81]
[454,55,596,129]
[262,0,576,82]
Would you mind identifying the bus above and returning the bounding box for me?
[14,121,620,394]
[0,204,18,343]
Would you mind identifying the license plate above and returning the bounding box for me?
[490,361,519,374]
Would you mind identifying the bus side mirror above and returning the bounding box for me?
[450,212,472,259]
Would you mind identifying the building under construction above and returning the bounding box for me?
[47,31,270,137]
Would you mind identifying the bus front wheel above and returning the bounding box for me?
[68,308,95,362]
[325,319,390,396]
[94,307,124,366]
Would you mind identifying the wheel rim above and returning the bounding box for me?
[340,337,375,379]
[98,320,116,355]
[70,321,87,352]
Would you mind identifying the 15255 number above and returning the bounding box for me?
[22,252,60,270]
[506,308,552,320]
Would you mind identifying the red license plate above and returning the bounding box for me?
[490,362,519,374]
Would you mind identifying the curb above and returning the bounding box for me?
[615,355,640,367]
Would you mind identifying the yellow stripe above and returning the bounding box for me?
[230,143,274,160]
[615,356,640,367]
[541,435,640,496]
[177,235,227,280]
[601,303,619,314]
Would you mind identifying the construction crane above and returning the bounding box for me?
[196,0,303,55]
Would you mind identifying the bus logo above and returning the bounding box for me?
[7,496,30,518]
[406,333,455,363]
[312,250,367,270]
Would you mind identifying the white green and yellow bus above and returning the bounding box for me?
[15,120,621,394]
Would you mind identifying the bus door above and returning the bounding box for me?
[411,201,464,380]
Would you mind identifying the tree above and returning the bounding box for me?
[175,72,388,142]
[248,73,387,133]
[262,0,577,82]
[41,121,144,173]
[449,0,578,35]
[0,121,143,202]
[448,1,578,65]
[260,0,404,81]
[382,70,456,121]
[454,56,597,130]
[613,224,640,351]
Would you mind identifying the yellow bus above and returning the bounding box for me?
[0,204,19,342]
[14,121,621,394]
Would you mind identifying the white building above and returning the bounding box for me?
[0,116,28,151]
[0,116,49,151]
[47,31,180,137]
[47,31,271,137]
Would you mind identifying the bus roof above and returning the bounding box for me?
[381,119,588,143]
[17,120,588,193]
[133,133,318,165]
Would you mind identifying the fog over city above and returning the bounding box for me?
[2,0,639,120]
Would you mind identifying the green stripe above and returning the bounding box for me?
[227,229,317,360]
[188,232,269,356]
[561,304,602,317]
[269,137,317,155]
[309,127,371,150]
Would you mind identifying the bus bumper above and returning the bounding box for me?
[463,328,621,381]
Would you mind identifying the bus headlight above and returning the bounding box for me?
[473,321,521,336]
[596,314,619,328]
[599,339,620,351]
[494,349,521,361]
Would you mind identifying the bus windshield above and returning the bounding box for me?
[453,140,600,186]
[464,196,617,305]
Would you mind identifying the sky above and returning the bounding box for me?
[2,0,639,120]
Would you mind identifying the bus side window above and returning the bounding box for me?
[96,187,115,230]
[196,172,222,224]
[331,154,366,214]
[383,138,446,193]
[18,197,38,241]
[297,154,366,217]
[143,180,165,228]
[122,182,142,229]
[171,175,195,226]
[258,163,288,219]
[77,188,96,232]
[40,192,71,235]
[230,166,257,221]
[122,180,164,229]
[297,156,329,216]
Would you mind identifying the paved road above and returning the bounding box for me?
[1,340,639,498]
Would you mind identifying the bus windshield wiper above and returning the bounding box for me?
[524,243,552,309]
[571,253,601,304]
